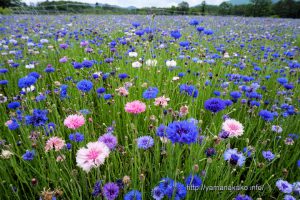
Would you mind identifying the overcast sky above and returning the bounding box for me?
[22,0,226,8]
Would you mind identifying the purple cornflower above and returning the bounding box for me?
[276,180,293,193]
[92,180,102,197]
[98,133,118,150]
[102,182,119,200]
[137,136,154,150]
[262,150,275,161]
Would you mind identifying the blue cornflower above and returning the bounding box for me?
[224,149,246,167]
[137,136,154,149]
[166,120,198,144]
[66,143,72,150]
[165,182,186,200]
[205,148,216,157]
[124,190,142,200]
[230,91,242,99]
[103,94,112,100]
[118,73,128,80]
[292,182,300,195]
[60,84,68,99]
[18,76,37,88]
[132,22,140,28]
[44,67,55,73]
[22,150,35,161]
[35,94,46,102]
[159,178,174,196]
[204,29,214,35]
[0,68,8,74]
[7,102,20,109]
[277,77,288,85]
[185,174,202,187]
[297,160,300,168]
[284,195,296,200]
[76,80,93,92]
[96,88,106,95]
[204,98,226,113]
[79,109,90,115]
[250,100,260,107]
[92,180,102,197]
[214,91,221,96]
[73,62,83,69]
[25,109,48,127]
[284,83,294,90]
[156,124,166,137]
[47,122,56,133]
[197,26,204,32]
[8,120,19,130]
[224,99,233,107]
[82,60,93,68]
[179,84,198,98]
[28,72,40,79]
[179,41,190,47]
[259,110,274,121]
[243,147,253,157]
[152,186,164,200]
[135,30,145,36]
[276,180,293,193]
[143,87,159,99]
[69,132,84,142]
[262,150,275,161]
[170,30,181,40]
[235,194,252,200]
[189,19,199,26]
[0,80,8,85]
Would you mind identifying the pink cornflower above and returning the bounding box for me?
[64,114,85,129]
[222,119,244,138]
[76,141,110,172]
[179,105,189,116]
[45,137,65,152]
[115,87,129,96]
[154,96,170,107]
[125,100,146,114]
[5,120,12,126]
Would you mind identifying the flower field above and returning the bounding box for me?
[0,15,299,200]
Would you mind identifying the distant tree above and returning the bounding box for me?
[95,2,99,6]
[177,1,189,14]
[273,0,298,18]
[1,0,21,7]
[250,0,272,17]
[170,5,176,14]
[201,1,206,15]
[219,2,232,15]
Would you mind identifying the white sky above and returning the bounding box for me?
[22,0,226,8]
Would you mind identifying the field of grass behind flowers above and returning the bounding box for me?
[0,15,299,200]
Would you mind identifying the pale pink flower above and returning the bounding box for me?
[76,141,110,172]
[125,100,146,114]
[115,87,129,96]
[172,76,180,81]
[64,114,85,129]
[179,105,189,116]
[56,155,66,162]
[5,120,12,126]
[154,96,170,107]
[222,119,244,138]
[45,137,65,152]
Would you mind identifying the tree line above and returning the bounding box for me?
[1,0,300,18]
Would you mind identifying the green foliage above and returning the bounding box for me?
[219,2,233,15]
[0,7,12,14]
[4,0,300,18]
